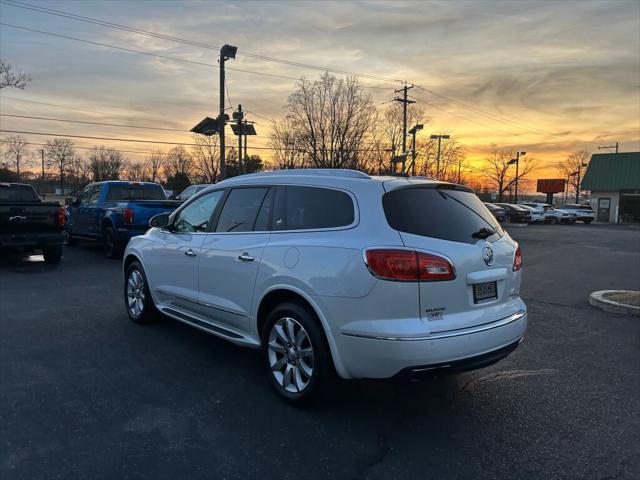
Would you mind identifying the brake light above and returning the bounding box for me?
[513,245,522,271]
[57,207,66,227]
[123,208,134,225]
[365,249,455,282]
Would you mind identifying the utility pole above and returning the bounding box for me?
[218,44,237,180]
[507,151,526,203]
[41,149,45,194]
[243,119,248,175]
[394,84,415,173]
[430,134,450,180]
[575,161,587,204]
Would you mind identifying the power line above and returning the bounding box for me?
[0,113,186,132]
[414,85,569,140]
[0,22,304,82]
[1,0,402,84]
[0,129,382,152]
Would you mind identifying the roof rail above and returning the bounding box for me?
[236,169,371,180]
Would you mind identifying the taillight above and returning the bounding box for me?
[417,252,456,281]
[123,208,134,225]
[57,207,66,227]
[513,245,522,271]
[365,249,455,282]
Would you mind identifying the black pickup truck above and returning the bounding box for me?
[0,183,66,263]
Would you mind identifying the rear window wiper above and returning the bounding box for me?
[472,226,496,239]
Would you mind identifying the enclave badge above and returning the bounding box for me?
[482,244,494,266]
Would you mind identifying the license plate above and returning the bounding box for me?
[473,281,497,303]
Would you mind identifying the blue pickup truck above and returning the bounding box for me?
[65,181,180,258]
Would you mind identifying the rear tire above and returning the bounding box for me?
[550,217,559,225]
[124,261,157,324]
[64,228,77,246]
[261,302,333,405]
[584,219,592,225]
[103,226,121,259]
[43,246,62,264]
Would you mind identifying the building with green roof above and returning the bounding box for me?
[581,152,640,223]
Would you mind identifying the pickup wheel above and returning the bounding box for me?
[584,219,593,225]
[261,302,333,406]
[103,226,121,259]
[124,261,157,324]
[43,245,63,264]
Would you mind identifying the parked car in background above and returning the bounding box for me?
[493,203,532,223]
[123,170,527,404]
[517,205,545,223]
[0,182,65,263]
[176,184,210,202]
[555,204,595,224]
[520,202,574,224]
[484,202,506,222]
[65,181,180,258]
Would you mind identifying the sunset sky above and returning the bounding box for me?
[1,0,639,186]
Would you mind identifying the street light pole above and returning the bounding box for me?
[508,151,526,203]
[218,44,237,180]
[430,134,450,180]
[408,124,423,176]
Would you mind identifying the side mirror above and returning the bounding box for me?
[149,212,170,228]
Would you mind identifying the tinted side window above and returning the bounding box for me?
[86,185,102,203]
[173,190,224,233]
[383,187,503,244]
[216,188,270,232]
[279,186,354,230]
[254,188,275,231]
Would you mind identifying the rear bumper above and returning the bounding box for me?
[0,232,64,250]
[333,310,527,379]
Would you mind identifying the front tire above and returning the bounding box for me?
[124,261,157,324]
[584,219,592,225]
[43,246,62,264]
[261,302,333,405]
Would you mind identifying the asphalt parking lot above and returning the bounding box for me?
[1,224,639,480]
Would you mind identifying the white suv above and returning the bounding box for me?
[123,170,527,403]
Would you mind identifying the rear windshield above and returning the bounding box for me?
[0,184,39,202]
[106,184,165,201]
[383,186,503,244]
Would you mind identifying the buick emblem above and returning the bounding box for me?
[482,245,494,266]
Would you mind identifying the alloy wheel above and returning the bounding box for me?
[126,269,146,318]
[267,317,314,393]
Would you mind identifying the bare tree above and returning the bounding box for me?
[2,135,31,180]
[482,148,539,201]
[45,138,75,194]
[274,73,377,169]
[125,162,147,182]
[68,155,91,192]
[191,134,220,183]
[88,146,127,181]
[142,150,165,183]
[558,150,590,202]
[164,145,193,192]
[269,117,307,170]
[0,61,31,90]
[416,136,466,181]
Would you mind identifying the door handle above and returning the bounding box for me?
[238,252,254,262]
[184,249,198,257]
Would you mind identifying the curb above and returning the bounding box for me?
[589,290,640,317]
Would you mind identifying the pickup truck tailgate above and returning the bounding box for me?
[0,202,62,234]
